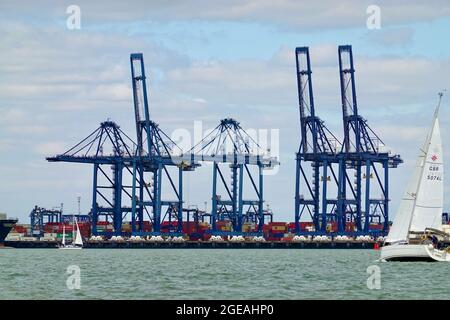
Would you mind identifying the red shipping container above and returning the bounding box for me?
[369,224,383,230]
[183,224,198,235]
[269,222,287,227]
[300,222,315,230]
[203,234,212,241]
[216,220,231,227]
[189,234,202,241]
[161,221,178,227]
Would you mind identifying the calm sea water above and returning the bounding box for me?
[0,249,449,300]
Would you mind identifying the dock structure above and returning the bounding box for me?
[4,239,382,249]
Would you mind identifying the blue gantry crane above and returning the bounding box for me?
[294,47,342,234]
[129,53,198,235]
[48,54,199,237]
[294,45,402,236]
[336,45,402,235]
[47,121,138,235]
[30,205,63,236]
[189,118,278,234]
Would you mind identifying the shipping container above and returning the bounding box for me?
[269,222,287,227]
[56,233,73,239]
[216,220,232,227]
[270,232,284,238]
[369,224,383,230]
[265,237,281,242]
[203,234,212,241]
[43,233,57,238]
[242,223,257,232]
[300,222,315,230]
[326,222,338,233]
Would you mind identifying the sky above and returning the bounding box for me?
[1,0,450,224]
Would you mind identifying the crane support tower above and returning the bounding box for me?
[294,47,342,234]
[129,53,198,235]
[336,45,402,234]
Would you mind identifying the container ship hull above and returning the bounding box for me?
[0,219,17,244]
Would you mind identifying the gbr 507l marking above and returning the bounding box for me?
[427,164,442,181]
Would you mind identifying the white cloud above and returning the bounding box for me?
[92,83,132,101]
[11,0,446,30]
[365,27,415,47]
[34,142,67,156]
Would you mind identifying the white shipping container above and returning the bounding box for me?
[44,233,58,238]
[40,237,56,241]
[7,232,24,237]
[5,235,20,241]
[21,237,37,241]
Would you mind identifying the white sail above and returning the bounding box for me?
[386,101,443,243]
[409,117,443,232]
[385,153,424,243]
[62,225,66,246]
[74,220,83,246]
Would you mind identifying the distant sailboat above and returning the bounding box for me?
[59,217,83,250]
[381,93,449,261]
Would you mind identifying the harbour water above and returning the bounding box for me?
[0,249,449,300]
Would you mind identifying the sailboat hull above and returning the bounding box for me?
[380,244,449,262]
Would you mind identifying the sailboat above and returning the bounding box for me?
[59,218,83,250]
[381,93,449,262]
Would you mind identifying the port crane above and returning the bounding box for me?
[30,205,63,236]
[47,121,138,235]
[129,53,199,235]
[188,118,278,234]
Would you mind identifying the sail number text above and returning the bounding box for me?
[427,165,442,181]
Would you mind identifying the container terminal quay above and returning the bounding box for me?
[2,45,450,249]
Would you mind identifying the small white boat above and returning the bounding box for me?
[381,93,449,262]
[59,218,83,250]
